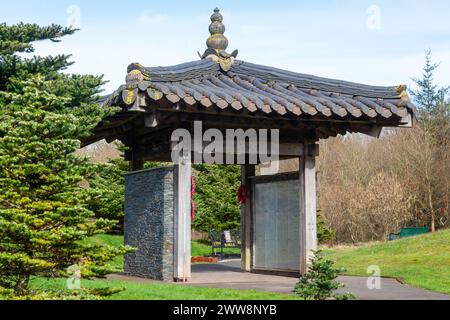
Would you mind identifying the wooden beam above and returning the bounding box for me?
[399,112,414,128]
[241,164,255,272]
[279,143,304,157]
[196,142,304,158]
[134,138,307,165]
[299,143,318,275]
[173,159,192,282]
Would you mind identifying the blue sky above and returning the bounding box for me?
[2,0,450,93]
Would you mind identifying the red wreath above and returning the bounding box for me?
[191,176,196,220]
[237,185,249,204]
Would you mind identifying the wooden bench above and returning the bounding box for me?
[209,230,241,257]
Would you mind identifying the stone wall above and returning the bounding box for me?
[124,166,175,281]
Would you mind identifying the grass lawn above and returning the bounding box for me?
[31,277,298,300]
[324,230,450,294]
[89,234,125,269]
[191,240,241,257]
[30,234,285,300]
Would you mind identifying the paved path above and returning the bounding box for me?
[187,261,450,300]
[109,261,450,300]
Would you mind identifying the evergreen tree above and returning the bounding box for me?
[0,23,104,109]
[87,144,129,233]
[410,50,450,232]
[294,251,353,300]
[317,211,335,244]
[1,23,73,89]
[0,76,130,297]
[411,50,448,114]
[192,164,241,232]
[0,23,130,297]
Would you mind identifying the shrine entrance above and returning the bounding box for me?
[82,8,415,282]
[121,138,316,282]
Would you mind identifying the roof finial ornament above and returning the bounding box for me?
[199,8,238,71]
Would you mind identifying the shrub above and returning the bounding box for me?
[294,251,354,300]
[317,211,335,244]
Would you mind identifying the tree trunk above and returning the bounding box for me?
[424,121,436,233]
[431,209,436,233]
[14,275,30,296]
[429,182,436,232]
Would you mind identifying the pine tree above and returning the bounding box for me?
[0,23,131,297]
[294,251,353,300]
[0,23,105,109]
[0,76,131,296]
[1,23,74,89]
[411,50,448,114]
[410,50,450,232]
[87,146,129,233]
[192,164,241,232]
[317,211,335,244]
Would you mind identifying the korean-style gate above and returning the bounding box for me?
[83,8,415,282]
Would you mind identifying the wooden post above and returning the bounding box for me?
[241,164,255,272]
[299,144,318,275]
[128,148,144,172]
[174,157,192,282]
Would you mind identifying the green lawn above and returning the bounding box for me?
[191,240,241,257]
[89,234,125,270]
[31,230,450,299]
[88,231,450,297]
[29,234,279,300]
[31,277,297,300]
[324,230,450,294]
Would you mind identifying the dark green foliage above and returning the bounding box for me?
[0,75,131,296]
[86,143,128,231]
[0,23,77,91]
[410,50,449,114]
[192,164,241,232]
[410,50,450,133]
[317,211,335,244]
[87,157,128,233]
[294,251,353,300]
[0,22,131,297]
[0,23,75,55]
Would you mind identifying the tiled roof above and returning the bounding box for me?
[104,58,416,122]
